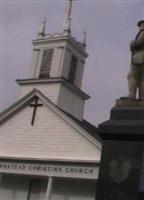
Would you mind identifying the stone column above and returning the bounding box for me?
[45,177,53,200]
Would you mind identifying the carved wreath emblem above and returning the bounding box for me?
[109,157,132,183]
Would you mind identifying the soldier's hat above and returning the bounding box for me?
[137,20,144,27]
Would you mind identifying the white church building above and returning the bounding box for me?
[0,1,102,199]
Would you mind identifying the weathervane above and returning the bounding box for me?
[60,0,75,35]
[67,0,73,20]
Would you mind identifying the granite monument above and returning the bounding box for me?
[96,20,144,200]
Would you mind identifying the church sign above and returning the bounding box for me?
[0,161,99,179]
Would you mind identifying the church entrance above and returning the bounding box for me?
[0,174,97,200]
[0,174,47,200]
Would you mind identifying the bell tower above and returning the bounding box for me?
[17,0,89,120]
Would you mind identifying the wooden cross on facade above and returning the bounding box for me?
[29,96,43,125]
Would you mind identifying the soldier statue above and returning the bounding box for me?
[127,20,144,99]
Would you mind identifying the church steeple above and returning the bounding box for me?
[17,1,89,120]
[60,0,74,35]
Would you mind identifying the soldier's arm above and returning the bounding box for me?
[130,40,135,52]
[133,31,144,49]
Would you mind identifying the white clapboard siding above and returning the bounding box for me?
[1,101,101,162]
[19,83,61,104]
[19,83,85,120]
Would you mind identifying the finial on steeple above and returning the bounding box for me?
[81,31,87,48]
[37,18,46,38]
[60,0,74,35]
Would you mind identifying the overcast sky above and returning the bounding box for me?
[0,0,144,125]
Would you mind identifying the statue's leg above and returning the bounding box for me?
[139,80,144,100]
[127,70,138,99]
[137,64,144,100]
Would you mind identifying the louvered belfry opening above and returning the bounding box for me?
[39,49,54,78]
[68,55,78,84]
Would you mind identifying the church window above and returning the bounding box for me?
[39,49,54,78]
[68,55,78,84]
[27,179,42,200]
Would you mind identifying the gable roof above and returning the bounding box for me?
[0,89,101,147]
[63,111,101,142]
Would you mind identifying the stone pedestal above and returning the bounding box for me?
[96,98,144,200]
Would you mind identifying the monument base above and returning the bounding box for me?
[96,98,144,200]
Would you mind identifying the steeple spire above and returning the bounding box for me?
[60,0,74,35]
[37,18,46,38]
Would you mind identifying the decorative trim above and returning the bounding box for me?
[0,159,99,180]
[0,157,100,165]
[16,77,90,100]
[32,36,88,58]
